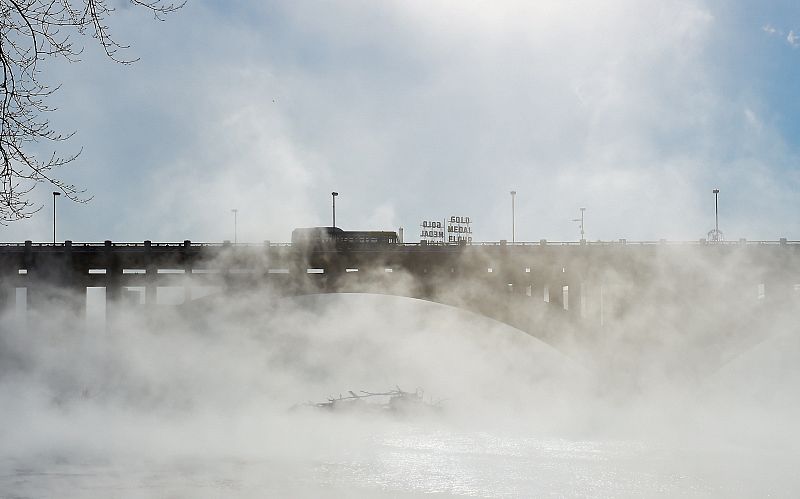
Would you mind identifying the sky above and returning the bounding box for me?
[1,0,799,243]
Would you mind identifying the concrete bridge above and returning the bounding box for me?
[1,239,798,341]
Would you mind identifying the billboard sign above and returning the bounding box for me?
[447,215,472,244]
[420,219,445,244]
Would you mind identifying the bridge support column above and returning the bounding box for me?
[62,241,87,318]
[498,260,518,296]
[104,241,123,329]
[321,255,346,293]
[26,241,86,323]
[548,283,565,310]
[0,274,13,315]
[325,267,345,293]
[144,241,157,307]
[220,240,235,295]
[581,281,603,328]
[0,262,17,314]
[565,280,583,317]
[145,270,157,306]
[527,279,545,303]
[182,240,192,304]
[20,241,38,313]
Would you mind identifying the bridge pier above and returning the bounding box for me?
[323,256,346,293]
[144,241,157,307]
[581,281,603,327]
[105,249,122,302]
[63,241,88,317]
[24,241,87,323]
[0,256,16,315]
[496,248,519,296]
[527,278,545,303]
[182,240,193,303]
[565,281,582,317]
[0,275,13,316]
[104,240,123,328]
[548,284,564,310]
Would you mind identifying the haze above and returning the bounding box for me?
[1,1,799,497]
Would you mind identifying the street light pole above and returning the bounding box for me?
[572,207,586,241]
[52,191,61,245]
[709,188,722,242]
[713,189,719,237]
[331,192,338,227]
[510,190,516,243]
[231,209,238,244]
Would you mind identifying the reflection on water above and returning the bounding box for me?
[2,425,798,498]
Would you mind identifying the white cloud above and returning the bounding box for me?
[788,30,799,47]
[744,108,763,133]
[762,23,799,48]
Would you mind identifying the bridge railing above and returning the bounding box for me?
[0,239,797,250]
[0,241,295,249]
[403,239,799,247]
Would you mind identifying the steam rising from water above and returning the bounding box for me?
[1,258,798,497]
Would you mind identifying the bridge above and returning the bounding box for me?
[2,239,798,342]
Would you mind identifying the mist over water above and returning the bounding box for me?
[1,258,799,497]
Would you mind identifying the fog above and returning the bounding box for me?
[0,249,799,497]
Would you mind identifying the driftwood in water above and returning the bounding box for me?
[292,386,444,414]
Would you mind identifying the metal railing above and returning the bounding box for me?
[0,239,797,249]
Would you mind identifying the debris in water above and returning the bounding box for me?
[291,386,444,415]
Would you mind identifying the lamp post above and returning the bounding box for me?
[510,190,516,243]
[231,209,238,244]
[52,191,61,245]
[331,191,338,227]
[572,207,586,241]
[708,188,723,242]
[713,189,719,237]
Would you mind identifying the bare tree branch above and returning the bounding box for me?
[0,0,184,224]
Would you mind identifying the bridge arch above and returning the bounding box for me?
[181,273,579,349]
[182,288,576,356]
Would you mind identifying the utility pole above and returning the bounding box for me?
[708,189,723,242]
[510,190,517,243]
[331,192,338,227]
[572,207,586,241]
[52,191,61,245]
[231,209,238,244]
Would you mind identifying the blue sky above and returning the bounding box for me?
[2,0,798,243]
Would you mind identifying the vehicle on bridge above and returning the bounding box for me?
[291,227,399,251]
